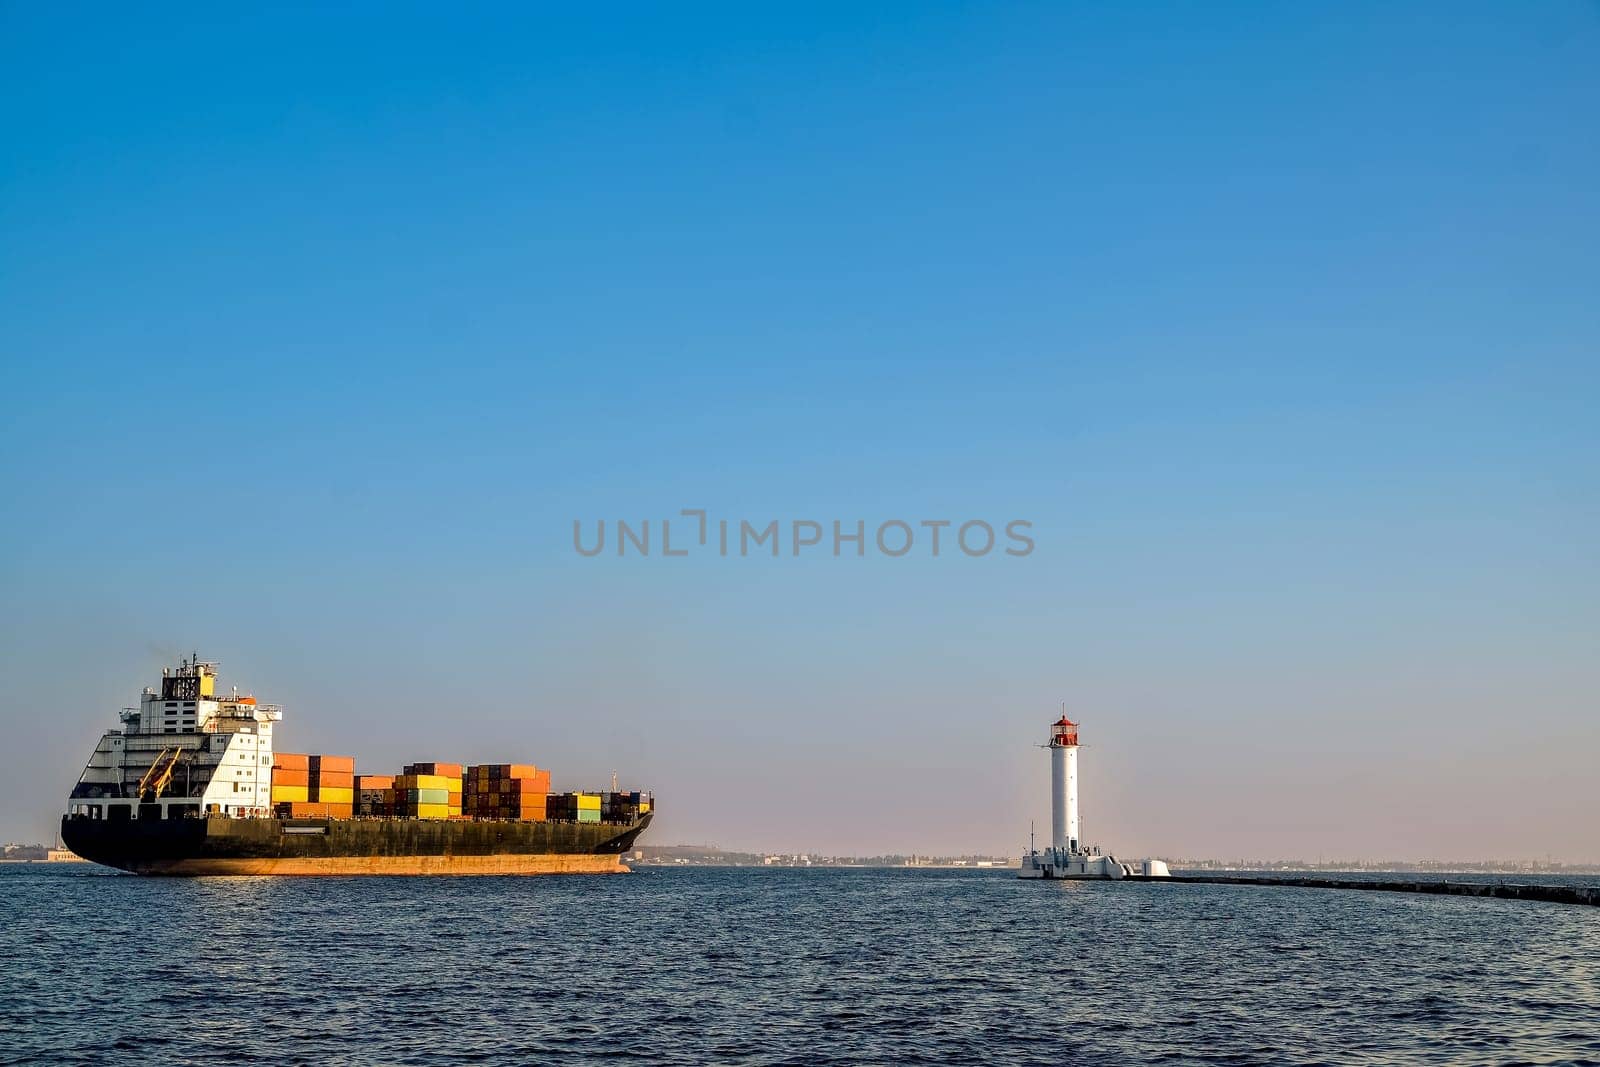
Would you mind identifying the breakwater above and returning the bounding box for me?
[1134,873,1600,907]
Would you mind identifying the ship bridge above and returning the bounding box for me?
[68,656,280,822]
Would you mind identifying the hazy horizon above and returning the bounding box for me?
[3,4,1596,863]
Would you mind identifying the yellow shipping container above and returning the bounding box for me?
[576,793,601,810]
[319,786,354,804]
[271,785,309,803]
[395,774,455,791]
[415,803,450,819]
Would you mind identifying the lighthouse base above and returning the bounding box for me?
[1018,848,1170,880]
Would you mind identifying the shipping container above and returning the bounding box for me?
[410,803,450,819]
[403,762,464,777]
[276,801,352,818]
[393,774,455,792]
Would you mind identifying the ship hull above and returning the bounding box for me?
[61,811,651,877]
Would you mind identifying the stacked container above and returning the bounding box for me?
[354,774,395,817]
[546,792,603,823]
[464,764,551,821]
[270,753,354,817]
[402,763,463,817]
[270,753,310,805]
[307,755,355,817]
[391,773,454,819]
[601,791,651,822]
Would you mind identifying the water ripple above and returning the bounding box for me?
[1,866,1597,1065]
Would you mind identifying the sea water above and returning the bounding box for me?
[2,864,1596,1064]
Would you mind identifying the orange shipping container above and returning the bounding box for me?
[315,771,355,789]
[355,775,394,790]
[314,754,356,773]
[407,762,464,777]
[273,753,310,770]
[487,774,551,794]
[272,768,309,787]
[286,802,355,818]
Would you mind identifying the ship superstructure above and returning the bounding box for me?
[1018,714,1169,880]
[67,657,281,821]
[62,658,651,875]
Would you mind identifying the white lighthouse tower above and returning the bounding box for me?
[1049,715,1079,853]
[1019,712,1170,880]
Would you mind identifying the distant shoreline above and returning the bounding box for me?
[0,858,88,864]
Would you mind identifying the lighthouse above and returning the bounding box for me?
[1019,711,1170,880]
[1049,716,1079,853]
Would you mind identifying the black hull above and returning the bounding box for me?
[60,812,652,876]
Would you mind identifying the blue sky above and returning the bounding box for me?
[2,3,1596,858]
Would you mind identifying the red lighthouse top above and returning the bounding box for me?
[1050,716,1078,747]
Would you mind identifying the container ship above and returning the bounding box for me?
[60,658,652,876]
